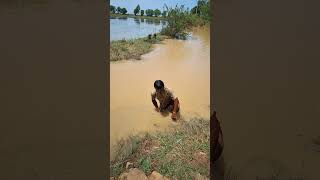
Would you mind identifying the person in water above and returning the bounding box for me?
[151,80,180,120]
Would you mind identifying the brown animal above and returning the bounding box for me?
[211,111,224,162]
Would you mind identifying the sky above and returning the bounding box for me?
[110,0,197,14]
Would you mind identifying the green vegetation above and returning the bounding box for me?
[111,6,128,15]
[160,5,191,39]
[191,0,211,22]
[109,0,211,61]
[121,8,127,15]
[160,0,210,39]
[110,4,165,18]
[134,5,140,16]
[116,6,121,14]
[145,9,154,16]
[110,34,168,61]
[110,118,210,179]
[162,10,167,17]
[110,5,115,14]
[154,9,161,17]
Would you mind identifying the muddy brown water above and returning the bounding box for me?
[110,27,211,160]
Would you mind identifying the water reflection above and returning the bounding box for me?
[117,16,127,20]
[145,18,153,24]
[110,17,167,41]
[133,18,140,24]
[153,19,161,25]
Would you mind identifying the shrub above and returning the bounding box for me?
[160,5,191,38]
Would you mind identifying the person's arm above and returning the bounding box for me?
[172,97,179,114]
[151,91,159,111]
[171,97,179,120]
[152,99,159,109]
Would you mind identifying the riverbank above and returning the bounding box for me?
[110,34,169,61]
[110,118,210,179]
[110,13,166,20]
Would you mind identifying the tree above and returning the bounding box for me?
[116,7,121,14]
[146,9,154,16]
[110,5,116,14]
[121,8,127,15]
[191,6,199,14]
[134,4,140,16]
[140,10,144,16]
[154,9,161,17]
[162,10,167,17]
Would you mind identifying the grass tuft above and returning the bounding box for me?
[110,118,210,179]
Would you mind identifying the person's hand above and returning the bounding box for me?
[171,112,177,120]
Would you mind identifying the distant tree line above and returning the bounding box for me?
[110,4,167,17]
[110,5,127,15]
[110,0,209,19]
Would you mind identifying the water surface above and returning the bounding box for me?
[110,17,166,41]
[110,26,210,160]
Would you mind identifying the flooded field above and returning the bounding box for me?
[110,26,210,159]
[110,17,166,41]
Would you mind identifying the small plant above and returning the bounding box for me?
[138,156,152,174]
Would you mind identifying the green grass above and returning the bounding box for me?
[110,13,166,20]
[110,34,169,61]
[110,118,210,179]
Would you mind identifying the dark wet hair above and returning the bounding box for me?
[154,80,164,90]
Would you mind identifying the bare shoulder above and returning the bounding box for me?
[165,87,176,97]
[165,87,173,93]
[151,89,156,96]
